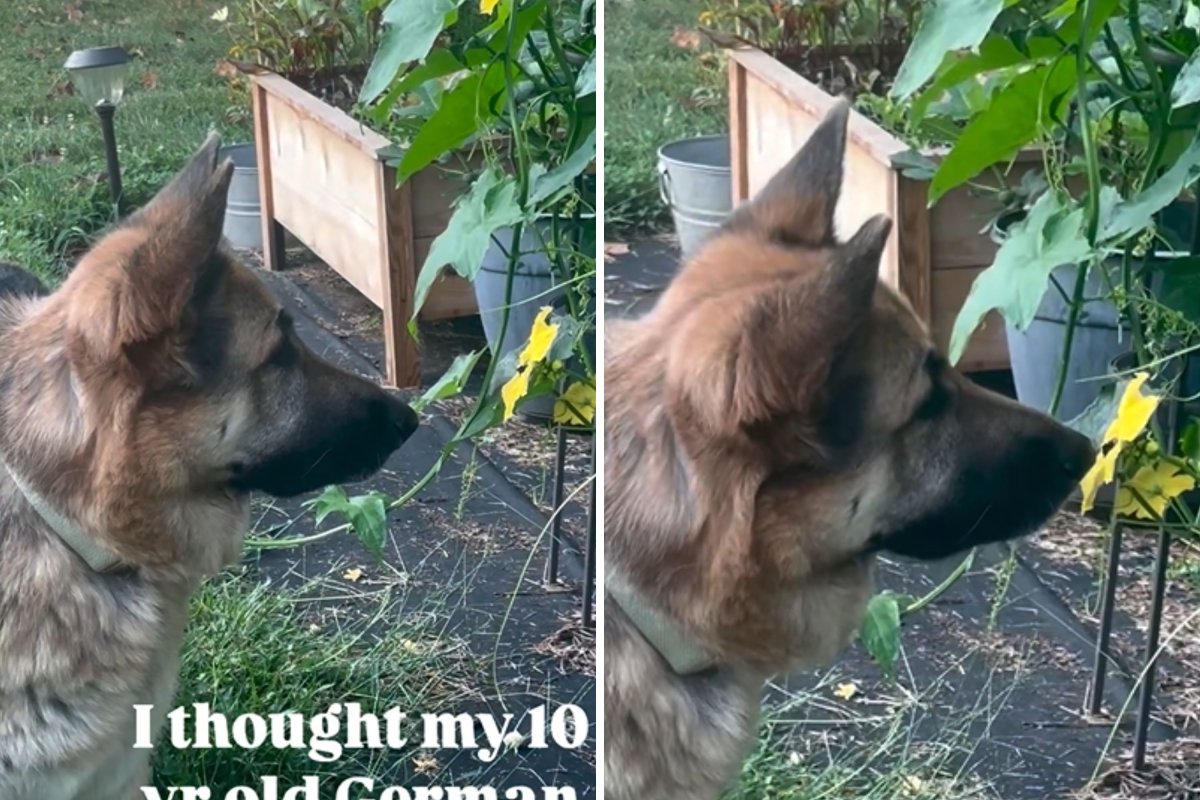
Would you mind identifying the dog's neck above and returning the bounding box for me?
[0,459,124,572]
[606,572,719,675]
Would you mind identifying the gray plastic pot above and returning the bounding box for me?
[1005,260,1128,422]
[657,134,732,261]
[1005,251,1200,421]
[218,144,262,249]
[475,220,596,424]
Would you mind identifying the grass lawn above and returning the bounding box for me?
[0,0,246,284]
[155,570,481,790]
[603,0,725,234]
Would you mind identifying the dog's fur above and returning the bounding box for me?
[603,102,1095,799]
[0,136,418,799]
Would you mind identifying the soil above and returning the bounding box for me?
[235,243,596,795]
[606,237,1200,799]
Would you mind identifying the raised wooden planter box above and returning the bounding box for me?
[251,72,477,388]
[729,47,1031,372]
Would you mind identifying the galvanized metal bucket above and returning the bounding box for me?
[656,134,732,260]
[219,144,262,249]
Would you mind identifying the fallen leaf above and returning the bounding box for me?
[213,59,240,79]
[413,754,439,775]
[66,4,83,22]
[342,567,364,582]
[141,72,159,90]
[604,241,630,261]
[901,774,926,796]
[670,26,702,50]
[211,5,229,22]
[833,681,859,700]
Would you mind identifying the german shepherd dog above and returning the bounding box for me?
[603,102,1096,799]
[0,135,418,798]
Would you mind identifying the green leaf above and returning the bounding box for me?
[307,485,350,526]
[1156,256,1200,320]
[360,0,463,105]
[949,191,1092,364]
[529,129,596,208]
[1100,138,1200,243]
[413,351,483,410]
[1181,419,1200,462]
[395,64,510,182]
[575,52,596,97]
[891,0,1006,101]
[411,169,526,319]
[368,48,465,124]
[909,34,1027,120]
[930,57,1077,204]
[860,592,903,679]
[345,493,389,559]
[1066,380,1122,445]
[891,148,939,181]
[459,395,505,440]
[1171,51,1200,107]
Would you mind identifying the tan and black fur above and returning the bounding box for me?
[603,102,1095,800]
[0,135,418,799]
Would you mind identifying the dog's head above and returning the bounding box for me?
[0,135,417,571]
[606,102,1094,668]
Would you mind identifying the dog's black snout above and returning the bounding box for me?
[1053,426,1096,479]
[370,393,419,442]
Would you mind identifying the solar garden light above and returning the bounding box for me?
[64,46,131,207]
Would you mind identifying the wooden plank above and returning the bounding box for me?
[728,58,750,204]
[408,166,471,239]
[742,71,902,288]
[895,175,932,319]
[730,48,907,167]
[264,93,382,228]
[378,164,421,388]
[931,267,1009,372]
[251,83,283,271]
[272,183,383,307]
[252,72,388,158]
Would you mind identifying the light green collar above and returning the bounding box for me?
[2,461,123,572]
[606,574,718,675]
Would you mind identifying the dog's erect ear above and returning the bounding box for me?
[66,133,233,365]
[726,100,850,246]
[127,131,233,271]
[668,213,891,439]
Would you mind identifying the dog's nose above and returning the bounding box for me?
[1055,426,1096,479]
[393,401,420,440]
[370,393,419,442]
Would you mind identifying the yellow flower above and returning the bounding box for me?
[500,307,558,421]
[481,0,500,14]
[1078,372,1161,512]
[518,306,558,368]
[501,368,531,421]
[1080,445,1120,514]
[553,381,596,425]
[699,10,715,25]
[1102,372,1160,444]
[1114,462,1195,520]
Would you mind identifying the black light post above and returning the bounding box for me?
[64,46,131,208]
